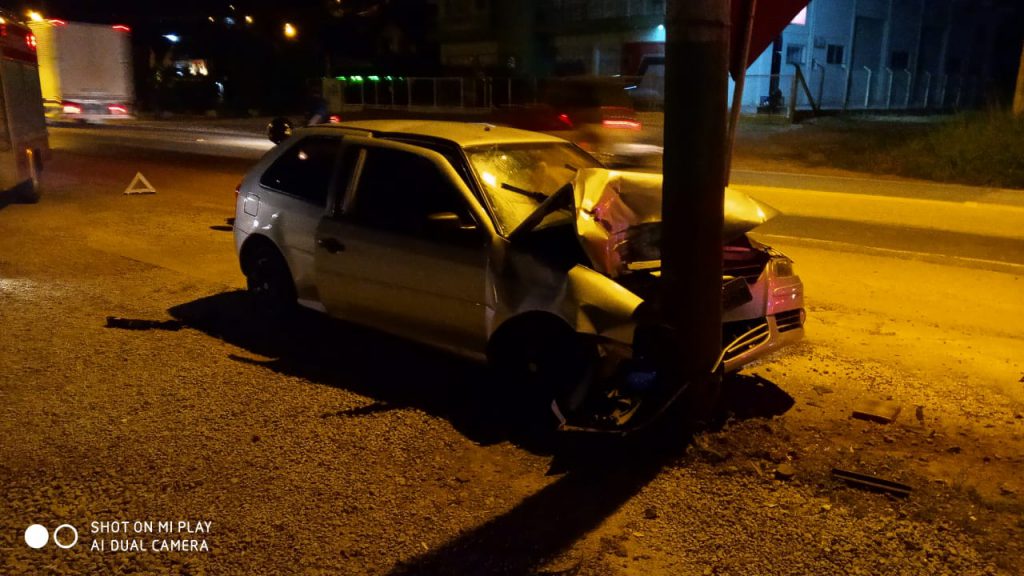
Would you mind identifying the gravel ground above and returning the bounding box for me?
[1,144,1022,575]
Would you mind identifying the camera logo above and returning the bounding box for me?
[24,524,79,549]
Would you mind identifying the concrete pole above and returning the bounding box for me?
[1014,41,1024,117]
[661,0,729,422]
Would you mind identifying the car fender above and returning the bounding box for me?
[486,240,642,347]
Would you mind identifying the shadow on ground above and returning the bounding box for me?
[169,289,511,446]
[168,289,795,575]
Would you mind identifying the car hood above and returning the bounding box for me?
[571,168,778,277]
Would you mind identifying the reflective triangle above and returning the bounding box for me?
[123,172,157,195]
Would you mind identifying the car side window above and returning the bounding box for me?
[349,147,477,239]
[259,136,342,206]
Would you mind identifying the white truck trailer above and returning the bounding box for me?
[0,11,49,202]
[28,19,134,121]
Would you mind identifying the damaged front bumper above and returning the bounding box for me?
[551,268,805,436]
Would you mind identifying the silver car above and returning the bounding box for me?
[234,120,804,432]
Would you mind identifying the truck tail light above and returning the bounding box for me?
[62,102,82,114]
[328,115,341,124]
[26,33,37,51]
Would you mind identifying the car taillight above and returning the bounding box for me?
[107,104,128,114]
[328,115,341,123]
[601,106,642,130]
[557,113,573,129]
[602,119,642,130]
[112,25,131,32]
[62,102,82,114]
[26,33,36,51]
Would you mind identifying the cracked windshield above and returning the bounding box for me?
[468,143,599,235]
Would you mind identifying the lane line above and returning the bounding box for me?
[735,183,1024,212]
[755,233,1024,272]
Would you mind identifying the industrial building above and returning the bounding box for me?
[437,0,1019,111]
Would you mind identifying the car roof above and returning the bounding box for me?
[306,119,567,148]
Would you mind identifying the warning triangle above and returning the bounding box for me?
[123,172,157,195]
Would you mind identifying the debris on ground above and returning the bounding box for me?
[775,462,796,480]
[851,399,902,424]
[105,316,184,331]
[831,468,912,497]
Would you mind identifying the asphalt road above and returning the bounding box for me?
[48,124,1024,271]
[2,124,1021,574]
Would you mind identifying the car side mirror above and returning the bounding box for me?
[426,212,478,236]
[266,117,293,144]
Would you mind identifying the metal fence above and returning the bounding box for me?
[323,76,541,111]
[323,70,985,115]
[741,68,984,114]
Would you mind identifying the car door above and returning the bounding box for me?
[255,135,344,300]
[313,141,490,355]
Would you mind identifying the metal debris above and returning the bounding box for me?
[831,468,912,497]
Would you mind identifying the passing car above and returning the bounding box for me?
[234,120,804,433]
[492,77,660,167]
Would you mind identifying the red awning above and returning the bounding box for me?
[730,0,809,77]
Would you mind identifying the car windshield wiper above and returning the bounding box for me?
[508,181,575,242]
[500,182,548,202]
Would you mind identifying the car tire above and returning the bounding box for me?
[488,321,596,437]
[244,243,296,317]
[17,178,40,204]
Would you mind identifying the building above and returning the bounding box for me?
[437,0,1020,111]
[438,0,666,76]
[745,0,1018,111]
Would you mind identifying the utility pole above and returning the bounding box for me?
[1014,40,1024,117]
[660,0,730,422]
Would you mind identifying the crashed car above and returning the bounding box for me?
[234,120,804,432]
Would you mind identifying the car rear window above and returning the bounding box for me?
[260,136,343,206]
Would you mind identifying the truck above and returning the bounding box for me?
[0,10,49,202]
[28,19,134,121]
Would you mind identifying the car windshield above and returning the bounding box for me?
[467,142,600,236]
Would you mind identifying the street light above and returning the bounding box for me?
[283,22,297,39]
[244,15,253,25]
[163,34,180,43]
[27,10,44,22]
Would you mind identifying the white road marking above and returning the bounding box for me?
[756,233,1024,272]
[735,184,1024,240]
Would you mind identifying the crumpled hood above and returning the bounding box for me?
[573,168,779,277]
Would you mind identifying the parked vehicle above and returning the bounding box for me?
[0,10,49,202]
[28,19,134,121]
[236,120,804,432]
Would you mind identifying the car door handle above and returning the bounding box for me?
[316,236,345,253]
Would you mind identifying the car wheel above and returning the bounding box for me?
[17,178,40,204]
[244,243,296,316]
[489,323,596,436]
